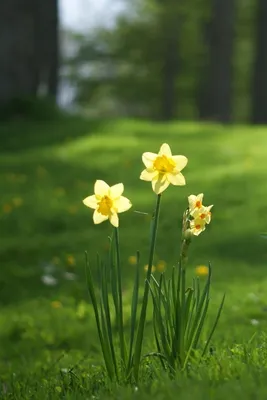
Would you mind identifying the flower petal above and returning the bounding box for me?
[172,155,188,171]
[142,152,157,168]
[109,212,119,227]
[115,196,132,213]
[167,172,186,186]
[140,169,157,182]
[83,195,97,209]
[159,143,172,157]
[109,183,124,198]
[93,210,109,224]
[188,194,196,207]
[152,175,170,194]
[94,180,110,196]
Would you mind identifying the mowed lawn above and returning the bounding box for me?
[1,116,267,398]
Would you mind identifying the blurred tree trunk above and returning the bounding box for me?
[0,0,36,105]
[39,0,59,99]
[0,0,59,107]
[160,29,179,121]
[251,0,267,124]
[197,0,236,123]
[159,1,180,121]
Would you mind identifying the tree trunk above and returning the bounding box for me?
[159,1,180,121]
[160,33,179,121]
[0,0,37,105]
[197,0,236,123]
[251,0,267,124]
[0,0,59,107]
[42,0,59,99]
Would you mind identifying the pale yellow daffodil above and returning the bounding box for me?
[192,205,213,224]
[190,217,206,236]
[188,193,204,214]
[140,143,188,194]
[83,180,132,227]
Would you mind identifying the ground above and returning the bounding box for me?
[1,116,267,398]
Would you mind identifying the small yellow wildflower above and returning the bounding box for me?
[51,301,62,309]
[195,265,209,277]
[144,264,156,273]
[17,174,27,183]
[12,197,23,207]
[67,205,78,214]
[6,173,17,181]
[83,180,132,227]
[52,257,61,265]
[128,255,137,265]
[66,255,76,266]
[157,260,166,272]
[140,143,188,194]
[36,166,48,177]
[3,204,12,213]
[188,193,204,214]
[54,187,66,197]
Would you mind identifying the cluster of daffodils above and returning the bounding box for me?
[82,143,212,237]
[188,193,213,236]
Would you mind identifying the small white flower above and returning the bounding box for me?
[250,319,259,326]
[60,368,68,374]
[41,274,58,286]
[63,272,76,281]
[247,292,259,303]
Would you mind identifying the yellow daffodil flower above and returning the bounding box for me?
[140,143,188,194]
[192,205,213,224]
[188,193,204,214]
[83,180,132,227]
[190,217,206,236]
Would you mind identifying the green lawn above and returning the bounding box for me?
[1,116,267,398]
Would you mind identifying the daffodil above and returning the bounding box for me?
[188,193,204,214]
[83,180,132,227]
[140,143,188,194]
[192,205,213,224]
[190,217,206,236]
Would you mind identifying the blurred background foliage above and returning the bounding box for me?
[1,0,267,123]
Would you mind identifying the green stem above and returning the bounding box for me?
[114,227,126,366]
[133,194,162,382]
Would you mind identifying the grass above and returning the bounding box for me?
[1,116,267,398]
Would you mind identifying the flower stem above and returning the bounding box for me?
[114,227,126,366]
[133,194,161,382]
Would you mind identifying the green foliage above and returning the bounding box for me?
[150,265,224,373]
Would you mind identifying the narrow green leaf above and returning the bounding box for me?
[133,194,161,382]
[101,261,118,378]
[127,251,140,374]
[99,298,116,379]
[201,293,225,357]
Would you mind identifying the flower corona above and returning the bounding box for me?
[140,143,188,194]
[83,180,132,227]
